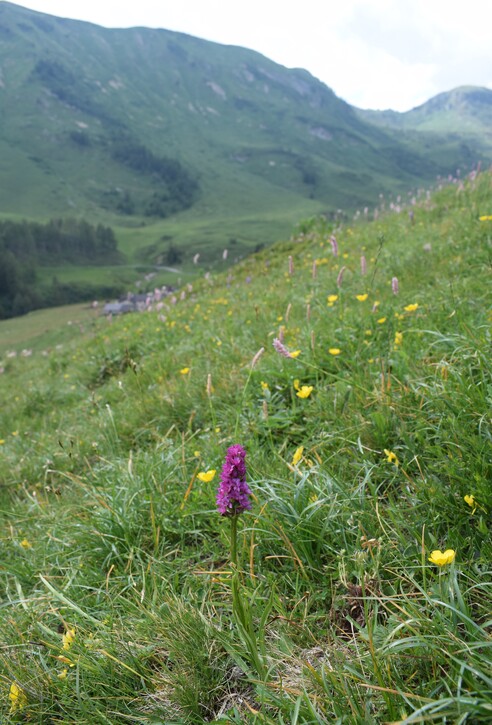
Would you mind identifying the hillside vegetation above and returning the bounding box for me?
[1,1,490,274]
[359,86,492,141]
[0,218,121,318]
[0,165,491,722]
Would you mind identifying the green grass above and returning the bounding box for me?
[0,170,491,723]
[0,303,100,355]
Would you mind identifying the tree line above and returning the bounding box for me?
[0,218,121,319]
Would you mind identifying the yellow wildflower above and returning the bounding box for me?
[197,470,216,483]
[58,669,69,679]
[394,331,403,346]
[20,538,32,549]
[292,446,304,467]
[327,294,338,304]
[384,449,399,467]
[404,303,419,312]
[0,439,5,445]
[290,350,301,359]
[56,655,74,665]
[260,381,269,390]
[464,494,477,514]
[356,293,368,302]
[62,628,76,650]
[9,682,27,712]
[296,385,313,399]
[328,348,341,356]
[479,215,492,221]
[180,367,190,375]
[377,317,386,324]
[428,549,456,567]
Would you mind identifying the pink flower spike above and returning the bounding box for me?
[216,445,251,516]
[273,338,296,359]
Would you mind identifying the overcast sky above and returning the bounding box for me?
[8,0,492,111]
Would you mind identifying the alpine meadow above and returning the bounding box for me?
[1,167,491,722]
[1,2,492,724]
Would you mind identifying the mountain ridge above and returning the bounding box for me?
[0,1,490,272]
[357,86,492,140]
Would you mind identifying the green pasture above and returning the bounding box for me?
[0,303,101,355]
[0,170,491,723]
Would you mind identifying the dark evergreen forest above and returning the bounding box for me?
[0,218,122,319]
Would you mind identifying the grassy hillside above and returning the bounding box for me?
[359,86,492,137]
[0,168,491,722]
[0,2,489,272]
[358,87,492,176]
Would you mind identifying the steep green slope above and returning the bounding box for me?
[358,86,492,165]
[0,2,486,236]
[0,168,490,722]
[360,86,492,135]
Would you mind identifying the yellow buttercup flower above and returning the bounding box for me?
[377,317,386,324]
[327,294,338,303]
[62,628,76,650]
[290,350,301,359]
[296,385,313,399]
[328,348,341,356]
[384,449,399,467]
[428,549,456,567]
[293,379,300,391]
[20,538,32,549]
[464,494,476,513]
[197,469,216,483]
[292,446,304,467]
[479,215,492,221]
[180,367,190,375]
[404,303,419,312]
[394,331,403,346]
[260,381,269,390]
[463,494,487,514]
[9,682,27,712]
[356,293,368,302]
